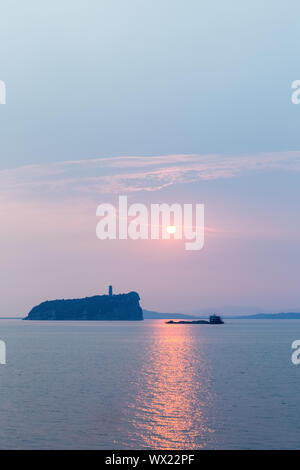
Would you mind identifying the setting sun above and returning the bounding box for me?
[167,225,176,235]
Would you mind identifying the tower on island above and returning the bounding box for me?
[109,285,113,296]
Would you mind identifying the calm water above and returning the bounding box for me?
[0,319,299,449]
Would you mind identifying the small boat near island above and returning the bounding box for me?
[166,315,224,325]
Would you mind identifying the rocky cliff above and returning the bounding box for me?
[24,291,143,321]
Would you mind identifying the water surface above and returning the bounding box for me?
[0,319,299,449]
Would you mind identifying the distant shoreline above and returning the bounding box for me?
[144,310,300,320]
[2,312,300,321]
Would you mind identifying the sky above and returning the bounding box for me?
[1,1,300,315]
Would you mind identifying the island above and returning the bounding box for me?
[24,287,143,321]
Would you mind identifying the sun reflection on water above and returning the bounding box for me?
[127,322,216,449]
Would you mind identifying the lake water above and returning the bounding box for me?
[0,319,299,449]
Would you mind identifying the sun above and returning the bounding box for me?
[167,225,176,235]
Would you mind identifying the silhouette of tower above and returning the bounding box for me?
[109,285,113,296]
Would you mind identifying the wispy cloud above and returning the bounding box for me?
[1,151,300,200]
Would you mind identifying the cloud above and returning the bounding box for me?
[1,151,300,200]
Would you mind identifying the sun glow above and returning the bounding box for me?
[167,225,177,235]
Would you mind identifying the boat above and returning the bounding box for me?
[209,315,224,324]
[166,315,224,325]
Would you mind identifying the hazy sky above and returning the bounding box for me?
[1,1,300,315]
